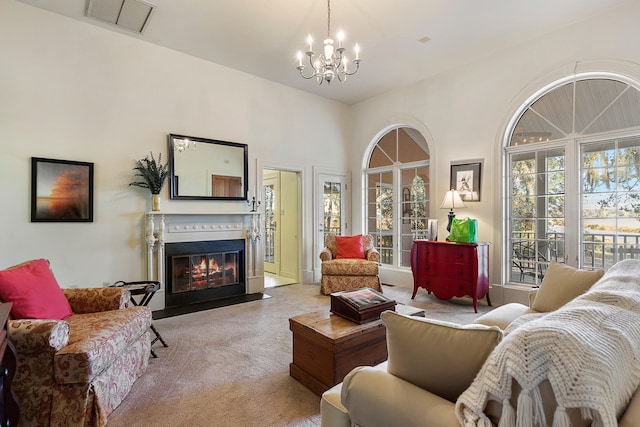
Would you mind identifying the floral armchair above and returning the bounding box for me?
[319,234,382,295]
[0,260,151,427]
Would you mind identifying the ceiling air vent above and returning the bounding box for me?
[86,0,156,34]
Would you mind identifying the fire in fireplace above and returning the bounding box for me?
[165,239,245,308]
[172,252,238,291]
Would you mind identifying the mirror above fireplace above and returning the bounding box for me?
[168,134,249,200]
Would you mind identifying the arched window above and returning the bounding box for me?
[505,77,640,284]
[366,127,430,268]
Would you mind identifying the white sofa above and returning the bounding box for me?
[321,260,640,427]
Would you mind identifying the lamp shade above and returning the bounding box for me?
[440,190,466,210]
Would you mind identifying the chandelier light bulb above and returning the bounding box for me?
[337,30,344,48]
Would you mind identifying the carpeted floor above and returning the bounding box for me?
[107,283,493,427]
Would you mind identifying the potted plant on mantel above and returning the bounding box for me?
[129,152,168,212]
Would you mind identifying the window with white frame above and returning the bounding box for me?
[505,77,640,285]
[366,127,430,268]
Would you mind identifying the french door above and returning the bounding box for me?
[263,173,280,274]
[316,171,349,276]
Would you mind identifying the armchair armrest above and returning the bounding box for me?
[62,287,131,313]
[365,247,380,263]
[320,248,333,262]
[8,319,69,355]
[341,366,459,427]
[8,319,69,389]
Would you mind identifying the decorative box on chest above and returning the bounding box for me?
[410,240,491,312]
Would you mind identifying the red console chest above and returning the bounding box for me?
[410,240,491,312]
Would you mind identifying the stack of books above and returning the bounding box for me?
[330,288,396,324]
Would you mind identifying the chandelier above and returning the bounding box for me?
[173,138,196,153]
[296,0,361,85]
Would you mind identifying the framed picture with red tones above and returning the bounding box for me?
[31,157,94,222]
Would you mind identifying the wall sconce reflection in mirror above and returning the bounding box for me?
[168,134,248,201]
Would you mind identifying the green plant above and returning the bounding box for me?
[129,152,168,195]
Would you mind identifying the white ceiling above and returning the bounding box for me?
[17,0,631,105]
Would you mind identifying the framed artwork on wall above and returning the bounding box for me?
[450,160,482,202]
[31,157,94,222]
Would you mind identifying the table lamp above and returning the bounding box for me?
[440,189,466,231]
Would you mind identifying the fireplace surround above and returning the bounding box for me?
[145,212,263,313]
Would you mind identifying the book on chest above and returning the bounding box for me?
[330,288,396,324]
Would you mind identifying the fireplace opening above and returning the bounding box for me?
[165,239,245,308]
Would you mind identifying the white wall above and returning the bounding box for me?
[349,1,640,300]
[0,0,349,294]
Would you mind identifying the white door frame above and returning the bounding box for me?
[258,160,305,283]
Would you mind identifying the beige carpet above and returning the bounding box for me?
[107,283,493,427]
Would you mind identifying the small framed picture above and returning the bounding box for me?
[31,157,94,222]
[450,161,482,202]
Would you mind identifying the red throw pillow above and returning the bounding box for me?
[0,259,72,320]
[335,235,365,259]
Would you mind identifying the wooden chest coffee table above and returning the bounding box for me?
[289,310,388,396]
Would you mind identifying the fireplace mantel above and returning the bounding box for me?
[145,212,263,310]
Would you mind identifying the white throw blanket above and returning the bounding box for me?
[455,259,640,427]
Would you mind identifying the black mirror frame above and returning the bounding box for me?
[168,134,249,201]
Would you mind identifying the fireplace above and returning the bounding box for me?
[144,212,263,313]
[165,239,246,308]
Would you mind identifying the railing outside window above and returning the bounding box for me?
[511,231,640,284]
